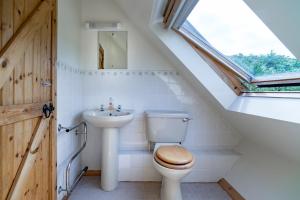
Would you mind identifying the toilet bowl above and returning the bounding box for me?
[152,144,195,200]
[145,110,194,200]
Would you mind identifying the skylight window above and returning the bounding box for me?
[180,0,300,87]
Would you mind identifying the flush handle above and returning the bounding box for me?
[182,118,192,123]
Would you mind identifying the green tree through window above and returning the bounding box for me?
[229,52,300,77]
[229,52,300,92]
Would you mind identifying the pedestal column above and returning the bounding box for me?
[101,128,119,191]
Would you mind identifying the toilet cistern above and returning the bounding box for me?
[145,110,194,200]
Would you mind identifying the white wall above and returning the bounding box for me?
[117,149,240,182]
[80,0,172,69]
[227,111,300,163]
[80,69,241,177]
[110,0,300,198]
[57,0,82,199]
[77,0,241,182]
[225,140,300,200]
[58,0,81,68]
[57,0,300,198]
[223,109,300,199]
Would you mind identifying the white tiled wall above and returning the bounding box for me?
[56,66,241,183]
[57,62,83,199]
[55,0,241,187]
[80,69,241,174]
[118,149,241,182]
[57,0,82,198]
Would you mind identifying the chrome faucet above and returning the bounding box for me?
[116,105,122,112]
[100,98,121,112]
[108,97,115,111]
[100,104,104,111]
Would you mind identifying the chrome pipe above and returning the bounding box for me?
[58,121,88,198]
[68,166,88,194]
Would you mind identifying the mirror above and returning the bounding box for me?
[98,31,128,69]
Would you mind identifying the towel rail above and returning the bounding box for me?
[58,121,88,198]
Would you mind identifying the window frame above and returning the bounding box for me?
[180,22,252,83]
[172,2,300,92]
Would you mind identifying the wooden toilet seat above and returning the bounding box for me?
[154,145,195,170]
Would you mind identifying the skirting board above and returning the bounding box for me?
[84,170,101,176]
[84,171,245,199]
[218,178,245,200]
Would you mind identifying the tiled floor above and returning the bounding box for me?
[70,176,231,200]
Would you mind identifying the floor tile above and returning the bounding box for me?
[69,177,231,200]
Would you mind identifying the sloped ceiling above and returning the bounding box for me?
[112,0,182,68]
[114,0,300,59]
[113,0,153,26]
[114,0,300,163]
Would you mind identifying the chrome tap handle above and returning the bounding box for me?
[182,118,192,123]
[117,105,122,112]
[100,104,104,111]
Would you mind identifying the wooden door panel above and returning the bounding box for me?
[13,0,26,32]
[0,0,42,49]
[11,120,50,200]
[13,54,25,105]
[24,38,34,104]
[6,117,50,200]
[0,0,56,199]
[0,111,38,199]
[0,1,50,90]
[40,18,52,102]
[0,124,14,199]
[0,120,36,199]
[33,29,42,103]
[1,0,14,48]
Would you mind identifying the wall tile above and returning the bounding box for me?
[79,68,241,170]
[57,66,241,182]
[57,61,84,195]
[118,150,240,182]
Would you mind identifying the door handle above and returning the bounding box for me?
[42,103,55,118]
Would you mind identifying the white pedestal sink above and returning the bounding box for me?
[83,109,134,191]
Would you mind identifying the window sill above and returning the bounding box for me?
[229,95,300,124]
[241,92,300,99]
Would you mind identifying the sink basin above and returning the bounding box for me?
[83,109,134,128]
[82,108,134,191]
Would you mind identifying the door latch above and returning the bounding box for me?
[43,103,55,118]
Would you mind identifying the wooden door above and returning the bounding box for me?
[0,0,57,199]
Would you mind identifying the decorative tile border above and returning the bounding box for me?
[56,61,82,74]
[56,61,180,76]
[84,69,180,77]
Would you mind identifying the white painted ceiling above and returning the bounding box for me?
[114,0,300,163]
[114,0,300,59]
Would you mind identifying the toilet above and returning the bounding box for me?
[145,110,195,200]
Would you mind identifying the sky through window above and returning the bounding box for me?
[186,0,300,78]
